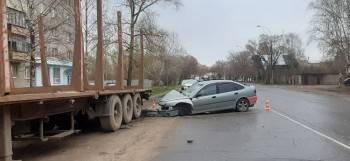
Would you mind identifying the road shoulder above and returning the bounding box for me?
[14,117,178,161]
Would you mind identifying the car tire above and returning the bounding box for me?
[122,94,134,124]
[99,95,123,132]
[236,98,250,112]
[133,94,142,119]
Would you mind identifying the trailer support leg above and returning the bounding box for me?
[0,107,12,161]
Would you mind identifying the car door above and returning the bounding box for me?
[231,82,245,105]
[191,84,218,113]
[215,82,239,110]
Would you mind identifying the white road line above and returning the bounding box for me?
[271,109,350,150]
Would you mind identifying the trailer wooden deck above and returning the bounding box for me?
[0,88,150,106]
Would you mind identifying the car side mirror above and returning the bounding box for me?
[195,94,202,98]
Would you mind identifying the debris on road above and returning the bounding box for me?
[187,139,193,144]
[142,109,179,117]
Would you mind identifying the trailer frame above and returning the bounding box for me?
[0,0,150,160]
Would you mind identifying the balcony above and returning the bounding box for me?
[9,51,30,61]
[8,25,30,37]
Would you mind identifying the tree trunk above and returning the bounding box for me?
[269,43,274,84]
[29,32,35,87]
[85,0,88,57]
[28,2,35,87]
[270,69,274,84]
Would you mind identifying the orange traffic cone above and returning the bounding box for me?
[264,98,271,112]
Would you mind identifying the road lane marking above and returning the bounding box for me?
[271,109,350,151]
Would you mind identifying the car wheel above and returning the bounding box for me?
[122,94,134,124]
[99,95,123,132]
[133,94,142,119]
[236,98,249,112]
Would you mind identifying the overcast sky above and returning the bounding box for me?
[152,0,320,66]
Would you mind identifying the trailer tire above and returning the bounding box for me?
[99,95,123,132]
[133,94,142,119]
[122,94,134,124]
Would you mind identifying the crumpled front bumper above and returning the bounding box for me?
[143,108,179,117]
[247,96,258,106]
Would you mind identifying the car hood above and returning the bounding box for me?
[160,90,189,102]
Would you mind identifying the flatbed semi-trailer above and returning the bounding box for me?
[0,0,151,161]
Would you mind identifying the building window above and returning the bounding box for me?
[52,48,58,57]
[7,10,25,27]
[8,35,30,53]
[11,41,17,51]
[24,67,30,79]
[53,67,61,84]
[11,64,18,78]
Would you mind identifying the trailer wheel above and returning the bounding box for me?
[99,95,123,132]
[122,94,134,124]
[133,94,142,119]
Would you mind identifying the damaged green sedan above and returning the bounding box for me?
[158,80,257,116]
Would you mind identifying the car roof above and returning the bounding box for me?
[198,80,238,86]
[182,79,196,82]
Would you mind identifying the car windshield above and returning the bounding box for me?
[181,79,196,85]
[186,80,198,86]
[182,82,203,97]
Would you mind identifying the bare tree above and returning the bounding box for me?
[310,0,350,74]
[258,34,289,84]
[120,0,181,86]
[210,60,226,79]
[212,33,305,84]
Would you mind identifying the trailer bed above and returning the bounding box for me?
[0,89,151,106]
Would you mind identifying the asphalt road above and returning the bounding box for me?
[153,85,350,161]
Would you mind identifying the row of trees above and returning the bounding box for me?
[210,0,350,84]
[138,12,202,85]
[210,33,306,84]
[10,0,203,86]
[81,0,203,86]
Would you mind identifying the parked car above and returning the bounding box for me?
[343,78,350,86]
[159,80,257,115]
[181,79,198,90]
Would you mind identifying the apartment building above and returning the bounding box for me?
[7,7,31,87]
[6,0,75,87]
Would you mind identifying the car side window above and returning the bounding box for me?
[197,84,217,97]
[218,83,236,93]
